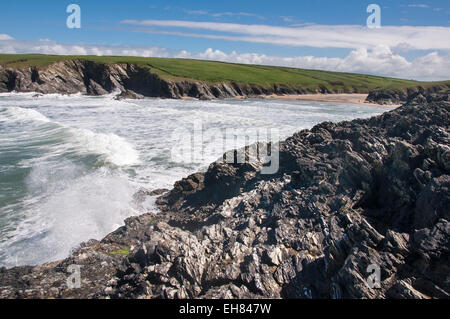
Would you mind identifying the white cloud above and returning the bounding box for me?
[0,39,172,57]
[121,20,450,51]
[211,12,264,19]
[183,9,264,19]
[176,46,450,81]
[0,39,448,81]
[408,4,430,8]
[0,34,14,40]
[185,10,209,15]
[281,16,294,23]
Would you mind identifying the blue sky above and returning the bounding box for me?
[0,0,449,80]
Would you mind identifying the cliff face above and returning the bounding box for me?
[0,61,194,98]
[0,92,448,299]
[0,60,366,100]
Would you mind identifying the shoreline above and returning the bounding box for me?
[260,93,401,108]
[3,90,399,108]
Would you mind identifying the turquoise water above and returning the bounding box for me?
[0,92,387,267]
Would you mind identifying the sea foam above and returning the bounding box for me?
[0,165,142,267]
[0,106,51,123]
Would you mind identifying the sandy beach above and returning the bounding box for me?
[262,93,400,108]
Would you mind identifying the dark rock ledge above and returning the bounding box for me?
[366,85,449,105]
[0,92,449,299]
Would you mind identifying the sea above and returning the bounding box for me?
[0,92,388,267]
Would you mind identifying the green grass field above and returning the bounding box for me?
[1,54,448,92]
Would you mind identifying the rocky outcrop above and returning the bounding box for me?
[0,60,374,100]
[0,61,182,98]
[366,85,450,105]
[0,92,449,299]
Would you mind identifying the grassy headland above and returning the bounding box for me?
[1,54,449,94]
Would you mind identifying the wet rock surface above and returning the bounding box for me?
[366,85,449,105]
[0,93,449,299]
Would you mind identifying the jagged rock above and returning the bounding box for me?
[366,85,450,105]
[386,280,430,299]
[114,90,144,100]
